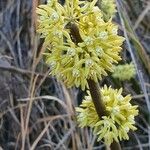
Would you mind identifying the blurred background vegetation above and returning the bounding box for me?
[0,0,150,149]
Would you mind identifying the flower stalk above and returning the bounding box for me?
[87,79,106,117]
[110,141,121,150]
[88,76,121,150]
[70,23,121,150]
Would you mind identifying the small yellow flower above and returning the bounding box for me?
[112,63,136,81]
[76,85,138,145]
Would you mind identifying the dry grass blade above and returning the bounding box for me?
[116,0,150,76]
[55,124,75,150]
[116,0,150,149]
[18,95,68,110]
[134,2,150,30]
[0,0,150,149]
[0,30,18,66]
[30,121,51,150]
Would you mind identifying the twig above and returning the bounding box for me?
[30,121,51,150]
[16,0,23,68]
[0,64,49,79]
[134,2,150,30]
[0,30,18,66]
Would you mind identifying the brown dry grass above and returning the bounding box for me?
[0,0,150,149]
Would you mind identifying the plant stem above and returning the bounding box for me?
[87,79,121,150]
[110,141,121,150]
[87,79,106,117]
[70,22,121,150]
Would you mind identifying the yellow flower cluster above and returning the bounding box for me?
[99,0,116,21]
[36,0,124,90]
[112,63,136,81]
[76,85,138,145]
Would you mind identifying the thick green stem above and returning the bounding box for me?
[88,79,121,150]
[87,79,106,117]
[70,23,121,150]
[110,141,121,150]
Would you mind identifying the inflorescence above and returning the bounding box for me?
[36,0,124,90]
[76,85,138,145]
[36,0,138,146]
[112,62,136,81]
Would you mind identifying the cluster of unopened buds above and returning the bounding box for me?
[36,0,138,146]
[112,62,136,81]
